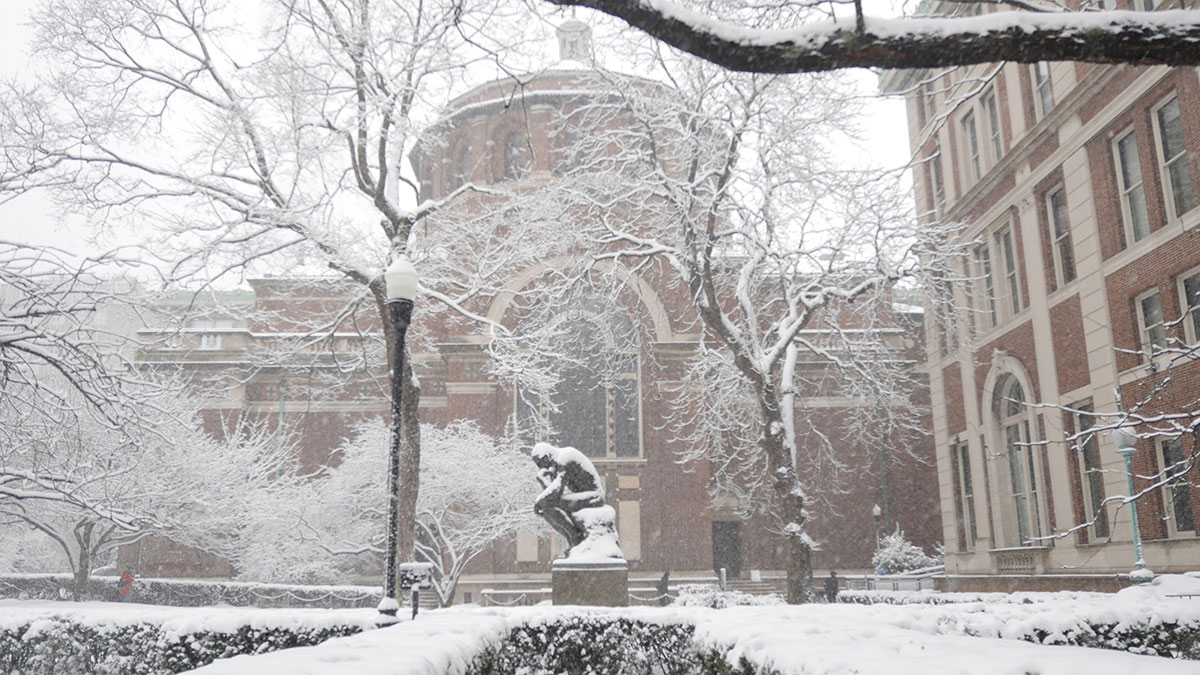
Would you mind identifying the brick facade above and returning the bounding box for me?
[124,50,939,589]
[882,1,1200,580]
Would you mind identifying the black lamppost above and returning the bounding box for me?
[378,254,417,626]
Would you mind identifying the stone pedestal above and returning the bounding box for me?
[551,559,628,607]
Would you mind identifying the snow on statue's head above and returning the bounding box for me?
[531,442,556,469]
[531,442,602,485]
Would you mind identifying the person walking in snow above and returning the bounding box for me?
[824,570,839,603]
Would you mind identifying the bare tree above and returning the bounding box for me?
[0,384,291,600]
[0,242,167,430]
[0,0,570,567]
[543,0,1200,73]
[525,44,966,602]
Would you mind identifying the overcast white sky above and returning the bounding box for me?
[0,0,911,259]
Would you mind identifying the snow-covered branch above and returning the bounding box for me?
[545,2,1200,72]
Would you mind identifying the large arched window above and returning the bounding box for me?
[996,376,1041,546]
[516,303,640,459]
[503,132,531,180]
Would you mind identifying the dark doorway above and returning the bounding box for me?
[712,521,741,580]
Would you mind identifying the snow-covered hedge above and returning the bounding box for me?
[188,589,1200,675]
[837,589,1106,606]
[484,614,697,674]
[673,583,784,608]
[0,573,379,609]
[0,602,376,675]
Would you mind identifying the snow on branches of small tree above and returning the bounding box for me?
[0,384,291,600]
[237,420,540,607]
[871,529,943,575]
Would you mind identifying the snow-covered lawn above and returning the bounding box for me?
[5,575,1200,674]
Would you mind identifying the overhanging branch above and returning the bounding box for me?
[544,2,1200,72]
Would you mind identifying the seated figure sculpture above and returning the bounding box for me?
[532,442,624,562]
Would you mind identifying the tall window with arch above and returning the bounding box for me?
[516,296,641,459]
[997,376,1041,546]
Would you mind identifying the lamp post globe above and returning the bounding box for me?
[1110,427,1137,453]
[378,254,418,625]
[385,255,418,302]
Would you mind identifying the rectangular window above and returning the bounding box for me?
[1153,98,1197,219]
[1046,187,1076,286]
[1115,130,1151,242]
[1178,269,1200,344]
[1006,419,1041,545]
[939,277,959,353]
[962,112,982,183]
[922,84,937,128]
[1137,290,1167,358]
[1031,63,1054,119]
[931,144,946,218]
[983,88,1003,164]
[1075,405,1109,539]
[957,441,978,550]
[997,227,1022,315]
[1159,438,1195,536]
[975,243,998,328]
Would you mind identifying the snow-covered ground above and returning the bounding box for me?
[6,575,1200,674]
[187,575,1200,674]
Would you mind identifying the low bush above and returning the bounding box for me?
[0,573,378,609]
[479,615,697,675]
[0,616,365,674]
[1019,621,1200,659]
[673,584,784,609]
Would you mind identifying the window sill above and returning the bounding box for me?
[592,457,647,465]
[971,308,1032,347]
[1107,208,1200,273]
[1044,279,1081,307]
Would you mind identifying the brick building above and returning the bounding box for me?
[881,3,1200,589]
[126,23,939,591]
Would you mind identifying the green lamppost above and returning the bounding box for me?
[1110,427,1154,585]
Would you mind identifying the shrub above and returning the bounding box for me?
[481,615,697,675]
[0,573,378,609]
[870,530,941,575]
[672,584,784,609]
[0,616,365,674]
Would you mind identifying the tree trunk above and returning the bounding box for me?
[774,464,813,604]
[72,522,94,602]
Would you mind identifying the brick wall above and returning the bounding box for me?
[1049,294,1089,395]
